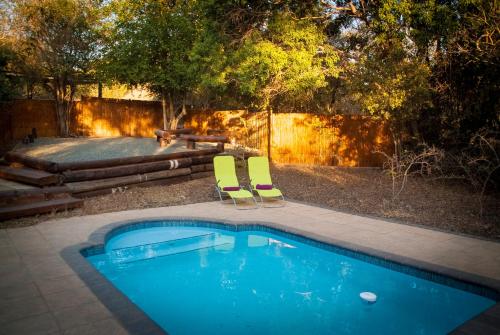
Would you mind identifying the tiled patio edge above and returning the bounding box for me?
[63,216,500,335]
[287,198,500,244]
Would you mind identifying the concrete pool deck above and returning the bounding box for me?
[0,201,499,334]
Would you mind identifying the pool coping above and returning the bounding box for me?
[62,216,500,335]
[287,199,500,244]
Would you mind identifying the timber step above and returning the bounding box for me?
[0,186,70,206]
[0,196,83,221]
[0,166,61,186]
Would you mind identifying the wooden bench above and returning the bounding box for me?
[154,128,194,147]
[179,135,228,151]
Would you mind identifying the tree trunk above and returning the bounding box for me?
[160,89,167,130]
[51,77,74,137]
[171,97,187,130]
[168,93,175,129]
[55,99,68,137]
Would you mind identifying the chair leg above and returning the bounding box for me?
[215,186,223,202]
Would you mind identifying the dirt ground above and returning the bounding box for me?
[2,164,499,240]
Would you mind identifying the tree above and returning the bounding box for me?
[326,0,498,150]
[191,0,335,111]
[231,14,339,111]
[0,43,19,101]
[101,0,198,130]
[193,7,339,158]
[9,0,99,136]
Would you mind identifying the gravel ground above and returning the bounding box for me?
[13,137,216,162]
[2,163,498,240]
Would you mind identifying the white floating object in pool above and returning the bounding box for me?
[360,291,377,304]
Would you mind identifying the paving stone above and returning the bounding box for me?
[53,301,112,330]
[0,244,19,259]
[61,324,97,335]
[44,285,98,311]
[0,295,48,324]
[24,255,74,280]
[0,281,40,301]
[35,274,86,296]
[92,318,129,335]
[1,313,59,335]
[0,263,33,288]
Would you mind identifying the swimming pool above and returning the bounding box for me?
[84,221,497,335]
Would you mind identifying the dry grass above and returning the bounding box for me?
[2,164,499,240]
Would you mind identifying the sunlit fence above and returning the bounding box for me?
[0,97,392,166]
[185,110,392,166]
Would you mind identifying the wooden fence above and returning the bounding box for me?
[0,100,58,140]
[73,96,163,137]
[0,98,392,166]
[184,110,391,166]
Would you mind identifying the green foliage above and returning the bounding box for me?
[344,40,432,124]
[15,0,98,78]
[223,12,339,110]
[330,0,498,148]
[0,44,20,101]
[101,0,198,97]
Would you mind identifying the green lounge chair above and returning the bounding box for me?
[214,155,257,209]
[247,156,285,206]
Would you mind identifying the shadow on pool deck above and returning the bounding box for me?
[12,137,217,163]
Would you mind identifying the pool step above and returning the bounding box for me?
[110,233,234,263]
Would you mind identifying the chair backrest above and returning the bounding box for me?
[213,155,239,188]
[248,156,273,186]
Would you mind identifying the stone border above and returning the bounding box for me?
[61,216,500,335]
[287,198,500,244]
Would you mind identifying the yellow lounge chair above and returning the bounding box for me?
[213,155,257,209]
[247,156,285,206]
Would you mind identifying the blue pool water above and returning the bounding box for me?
[86,224,496,335]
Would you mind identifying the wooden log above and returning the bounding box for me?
[0,166,61,186]
[62,158,192,182]
[190,164,214,173]
[73,175,192,198]
[0,196,83,221]
[66,168,191,193]
[4,152,58,173]
[154,129,168,139]
[155,128,193,137]
[0,186,70,200]
[166,128,194,135]
[179,135,229,142]
[55,148,219,172]
[207,129,225,136]
[154,129,171,142]
[191,155,215,165]
[0,191,71,207]
[155,128,194,143]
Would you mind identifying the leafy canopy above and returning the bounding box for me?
[101,0,198,96]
